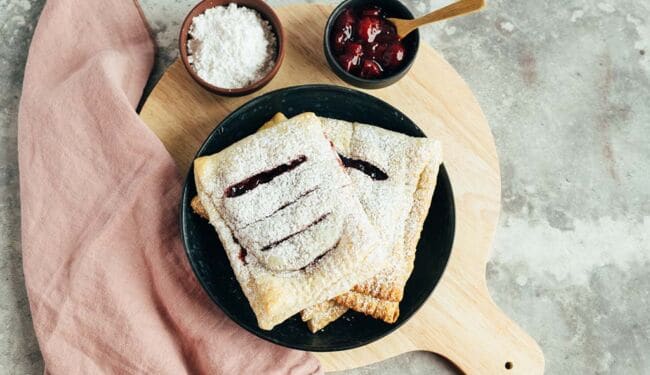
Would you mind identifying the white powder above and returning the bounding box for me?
[187,4,276,89]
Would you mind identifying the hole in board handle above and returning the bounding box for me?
[505,361,513,370]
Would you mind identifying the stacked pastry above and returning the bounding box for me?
[193,112,442,332]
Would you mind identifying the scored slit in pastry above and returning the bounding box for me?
[193,112,389,330]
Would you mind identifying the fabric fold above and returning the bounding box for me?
[18,0,321,373]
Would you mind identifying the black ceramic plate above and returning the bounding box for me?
[180,85,455,351]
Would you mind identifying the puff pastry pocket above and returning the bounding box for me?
[334,123,442,321]
[306,120,443,327]
[194,113,387,330]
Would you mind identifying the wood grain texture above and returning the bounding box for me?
[139,4,544,374]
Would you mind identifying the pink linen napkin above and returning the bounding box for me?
[17,0,322,373]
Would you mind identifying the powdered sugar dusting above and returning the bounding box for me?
[238,184,351,271]
[194,113,443,329]
[318,118,442,300]
[187,4,276,89]
[194,113,389,329]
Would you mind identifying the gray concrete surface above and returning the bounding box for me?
[1,0,649,373]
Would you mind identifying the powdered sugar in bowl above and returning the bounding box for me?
[180,0,285,96]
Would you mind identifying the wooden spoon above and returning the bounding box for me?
[388,0,485,39]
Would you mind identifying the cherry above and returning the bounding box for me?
[376,19,397,43]
[361,5,382,17]
[364,42,388,60]
[345,42,364,58]
[338,53,360,72]
[359,58,383,78]
[332,29,352,53]
[336,8,357,31]
[330,5,408,79]
[382,42,406,69]
[357,16,382,43]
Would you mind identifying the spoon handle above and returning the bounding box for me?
[395,0,485,38]
[417,0,485,24]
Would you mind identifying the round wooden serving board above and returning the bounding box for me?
[139,4,544,373]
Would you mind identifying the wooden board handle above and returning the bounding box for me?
[408,278,545,374]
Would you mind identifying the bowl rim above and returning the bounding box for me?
[178,0,285,96]
[323,0,420,86]
[180,84,455,351]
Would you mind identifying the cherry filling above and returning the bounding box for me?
[225,155,307,198]
[339,154,388,181]
[238,248,248,265]
[330,5,407,79]
[260,213,331,251]
[232,236,248,265]
[274,187,317,213]
[299,239,341,271]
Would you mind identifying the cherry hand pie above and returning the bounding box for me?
[193,113,388,330]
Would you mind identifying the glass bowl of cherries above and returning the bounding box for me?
[324,0,420,89]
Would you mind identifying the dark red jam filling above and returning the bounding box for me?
[260,213,331,251]
[238,248,248,265]
[339,154,388,180]
[225,155,307,198]
[275,187,317,213]
[238,188,319,232]
[331,6,406,79]
[299,240,341,271]
[231,236,248,265]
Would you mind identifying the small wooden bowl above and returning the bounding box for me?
[179,0,285,96]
